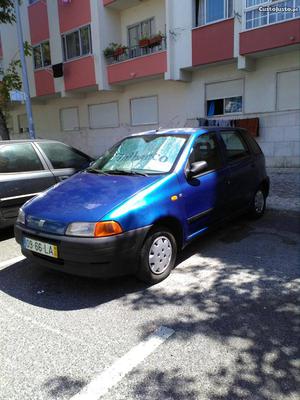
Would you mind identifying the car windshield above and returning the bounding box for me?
[90,134,188,175]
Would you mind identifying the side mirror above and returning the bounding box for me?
[188,161,208,178]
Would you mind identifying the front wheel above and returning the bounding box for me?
[249,188,266,219]
[136,227,177,284]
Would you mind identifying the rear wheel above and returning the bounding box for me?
[249,187,266,219]
[136,227,177,284]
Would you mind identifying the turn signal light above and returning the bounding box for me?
[94,221,123,237]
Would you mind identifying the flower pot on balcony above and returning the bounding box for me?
[114,47,126,57]
[139,38,150,48]
[149,35,163,47]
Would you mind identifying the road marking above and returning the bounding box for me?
[70,326,175,400]
[0,255,25,269]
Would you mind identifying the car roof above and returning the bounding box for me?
[0,139,61,144]
[130,127,242,137]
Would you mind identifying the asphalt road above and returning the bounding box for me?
[0,209,299,400]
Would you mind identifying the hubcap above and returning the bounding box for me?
[148,236,172,275]
[255,190,265,213]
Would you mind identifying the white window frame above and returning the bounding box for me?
[62,25,92,62]
[196,0,233,27]
[33,40,51,70]
[130,96,159,126]
[127,17,155,48]
[243,0,300,31]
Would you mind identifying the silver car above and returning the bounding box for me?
[0,140,93,229]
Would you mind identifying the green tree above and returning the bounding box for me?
[0,0,31,140]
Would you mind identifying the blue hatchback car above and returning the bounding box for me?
[15,128,269,283]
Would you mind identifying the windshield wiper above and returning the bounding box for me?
[85,167,109,176]
[103,169,148,177]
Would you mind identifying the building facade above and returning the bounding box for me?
[0,0,299,166]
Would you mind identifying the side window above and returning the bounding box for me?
[189,133,222,172]
[220,131,250,162]
[38,142,90,170]
[0,143,44,173]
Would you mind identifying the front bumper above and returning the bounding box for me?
[15,223,151,278]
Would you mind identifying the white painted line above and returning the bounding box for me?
[70,326,175,400]
[0,255,26,269]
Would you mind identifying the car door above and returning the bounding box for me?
[179,132,230,239]
[35,142,92,182]
[219,129,257,212]
[0,142,57,223]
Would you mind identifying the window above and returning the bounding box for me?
[18,114,28,133]
[62,25,92,61]
[60,108,80,131]
[196,0,233,26]
[245,0,300,30]
[207,97,242,116]
[189,133,222,172]
[220,131,250,161]
[276,69,300,111]
[128,18,155,48]
[92,134,187,174]
[33,41,51,69]
[206,79,243,116]
[131,96,158,126]
[89,102,119,129]
[38,142,90,170]
[0,143,43,173]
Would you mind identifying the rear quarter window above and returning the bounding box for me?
[0,143,44,173]
[220,131,250,162]
[38,142,90,170]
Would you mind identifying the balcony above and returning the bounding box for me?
[64,55,96,91]
[192,18,234,67]
[106,41,167,84]
[28,0,49,45]
[240,0,300,56]
[103,0,144,10]
[58,0,91,33]
[34,69,55,97]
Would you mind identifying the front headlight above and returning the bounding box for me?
[17,208,25,225]
[65,221,123,237]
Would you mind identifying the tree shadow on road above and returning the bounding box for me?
[0,210,299,399]
[120,212,300,399]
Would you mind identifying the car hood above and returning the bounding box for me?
[23,172,161,234]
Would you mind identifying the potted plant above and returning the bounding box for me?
[149,32,164,47]
[103,43,127,61]
[139,35,150,48]
[114,45,127,57]
[103,43,118,59]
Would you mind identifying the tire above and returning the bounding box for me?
[249,187,266,219]
[136,226,177,284]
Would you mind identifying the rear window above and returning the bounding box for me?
[220,131,250,162]
[0,143,43,173]
[38,142,90,170]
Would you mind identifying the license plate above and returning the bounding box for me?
[23,237,58,259]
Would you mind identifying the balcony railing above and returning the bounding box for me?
[244,0,300,30]
[105,39,166,65]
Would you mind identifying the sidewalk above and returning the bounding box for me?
[267,168,300,212]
